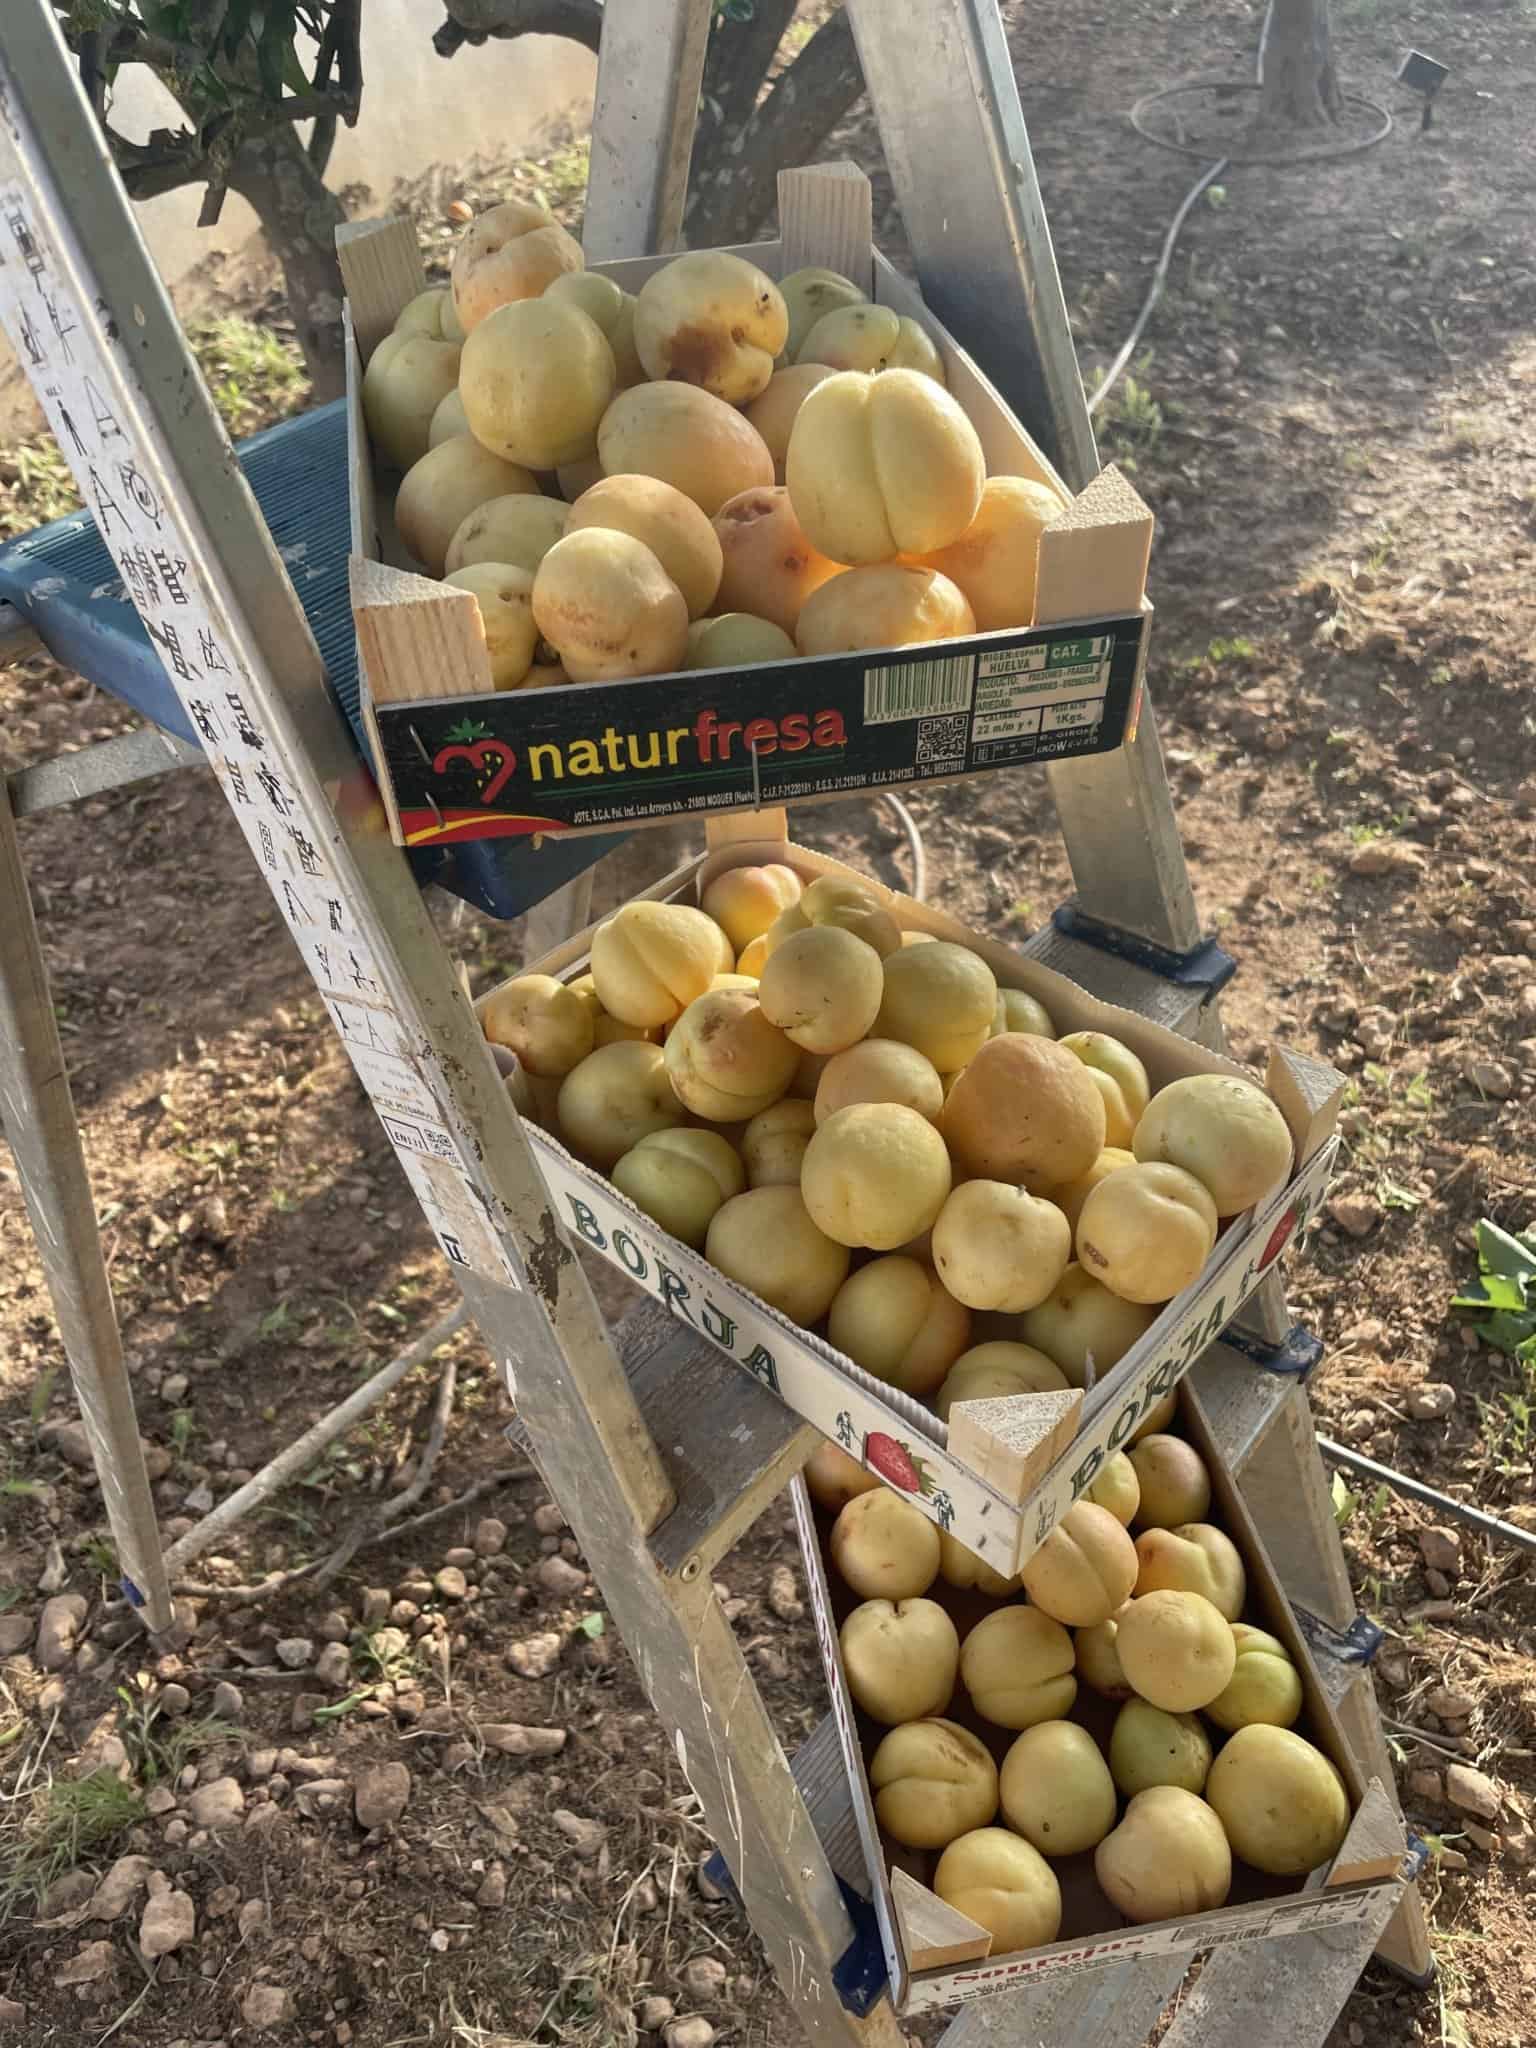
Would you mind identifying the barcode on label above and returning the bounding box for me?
[863,654,974,725]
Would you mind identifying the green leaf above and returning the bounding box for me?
[1474,1220,1536,1285]
[1377,1175,1423,1212]
[444,717,492,744]
[577,1612,606,1640]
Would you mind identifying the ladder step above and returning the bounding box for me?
[789,1712,874,1902]
[935,1956,1190,2047]
[1192,1339,1312,1475]
[1155,1901,1407,2048]
[1022,921,1213,1038]
[505,1298,814,1582]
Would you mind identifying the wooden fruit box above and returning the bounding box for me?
[338,162,1154,852]
[481,828,1345,1581]
[796,1375,1413,2014]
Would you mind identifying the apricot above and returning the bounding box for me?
[796,302,945,382]
[532,529,689,684]
[767,875,902,961]
[1059,1032,1152,1151]
[556,1041,685,1169]
[801,1103,953,1251]
[1134,1073,1294,1216]
[395,287,455,341]
[1020,1502,1138,1629]
[712,485,843,637]
[840,1596,956,1725]
[871,1719,999,1851]
[444,491,568,577]
[665,989,798,1122]
[786,368,984,564]
[459,299,615,469]
[1135,1524,1245,1622]
[634,250,787,402]
[428,386,471,448]
[685,614,796,667]
[933,1829,1061,1955]
[1114,1590,1236,1713]
[590,902,733,1029]
[832,1489,942,1603]
[566,973,658,1050]
[777,266,866,362]
[1206,1624,1304,1732]
[814,1037,944,1127]
[937,1530,1020,1600]
[1206,1727,1349,1875]
[906,476,1067,630]
[610,1127,744,1249]
[758,925,884,1055]
[395,438,537,579]
[1052,1147,1136,1235]
[1076,1161,1218,1304]
[598,383,774,517]
[992,987,1056,1039]
[1018,1263,1157,1388]
[1086,1449,1141,1526]
[1075,1609,1134,1701]
[451,196,582,332]
[740,1097,817,1187]
[874,942,996,1073]
[935,1341,1068,1422]
[796,563,974,656]
[705,1185,849,1324]
[362,331,461,471]
[827,1256,971,1397]
[482,972,593,1078]
[701,863,803,953]
[444,563,539,689]
[931,1181,1072,1313]
[544,270,645,388]
[960,1606,1076,1730]
[568,475,723,618]
[941,1032,1105,1192]
[804,1439,879,1514]
[1128,1436,1212,1530]
[1109,1699,1213,1798]
[999,1721,1116,1858]
[1096,1787,1231,1923]
[744,364,837,481]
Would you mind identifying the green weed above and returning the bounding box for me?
[190,316,306,440]
[0,1771,145,1924]
[114,1682,235,1789]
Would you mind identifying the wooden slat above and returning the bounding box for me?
[891,1867,992,1973]
[1033,466,1153,628]
[936,1956,1190,2048]
[790,1714,874,1901]
[1267,1046,1346,1167]
[1189,1340,1295,1476]
[349,556,493,706]
[778,162,875,287]
[1231,1383,1357,1632]
[945,1387,1082,1507]
[1329,1780,1408,1888]
[335,217,427,361]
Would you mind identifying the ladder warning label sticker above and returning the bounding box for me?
[370,615,1146,843]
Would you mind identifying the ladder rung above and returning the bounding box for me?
[1191,1340,1299,1473]
[1022,921,1213,1038]
[505,1298,814,1582]
[935,1955,1190,2047]
[1155,1900,1407,2048]
[789,1712,873,1902]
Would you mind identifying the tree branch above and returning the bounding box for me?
[435,0,603,58]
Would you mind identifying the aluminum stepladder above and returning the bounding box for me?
[0,6,1428,2047]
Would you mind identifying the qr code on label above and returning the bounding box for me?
[916,714,967,766]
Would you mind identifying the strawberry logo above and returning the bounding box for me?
[864,1432,936,1496]
[1257,1204,1299,1273]
[434,735,517,805]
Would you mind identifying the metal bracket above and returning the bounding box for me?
[700,1854,888,2017]
[1223,1323,1325,1381]
[1050,903,1237,997]
[1295,1606,1385,1669]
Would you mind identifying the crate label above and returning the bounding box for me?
[370,616,1144,844]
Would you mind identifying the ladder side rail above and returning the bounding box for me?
[582,0,715,261]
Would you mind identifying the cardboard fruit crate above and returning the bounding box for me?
[337,163,1156,851]
[795,1375,1413,2014]
[482,831,1345,1582]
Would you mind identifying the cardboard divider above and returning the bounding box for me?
[482,836,1344,1580]
[793,1372,1409,2013]
[339,165,1157,850]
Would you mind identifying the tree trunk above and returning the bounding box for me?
[228,126,349,402]
[1254,0,1341,133]
[685,8,865,249]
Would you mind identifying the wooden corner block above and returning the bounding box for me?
[335,217,429,361]
[1327,1779,1408,1889]
[1033,464,1155,626]
[944,1387,1083,1504]
[777,162,874,286]
[349,555,493,705]
[704,808,790,850]
[890,1866,993,1972]
[1266,1047,1348,1166]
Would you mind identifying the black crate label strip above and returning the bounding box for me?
[373,617,1144,844]
[0,167,519,1293]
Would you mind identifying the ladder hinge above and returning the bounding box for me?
[699,1856,888,2017]
[1223,1323,1324,1380]
[1295,1606,1385,1668]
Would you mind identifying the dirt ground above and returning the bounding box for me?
[2,1,1534,2043]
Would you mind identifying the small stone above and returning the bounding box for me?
[473,1518,507,1557]
[1446,1764,1500,1820]
[140,1886,196,1958]
[162,1817,189,1846]
[536,1555,587,1598]
[1438,1847,1469,1872]
[159,1682,191,1717]
[1503,1824,1532,1865]
[480,1722,567,1758]
[145,1784,176,1817]
[314,1642,352,1689]
[1326,1194,1377,1238]
[1419,1527,1463,1575]
[1406,1383,1457,1420]
[1463,1822,1497,1852]
[664,2020,716,2048]
[434,1566,469,1600]
[54,1940,119,1987]
[274,1637,313,1670]
[389,1600,420,1627]
[1425,1569,1453,1598]
[160,1373,189,1404]
[444,1547,477,1570]
[682,1956,727,1999]
[1348,839,1425,877]
[246,1747,277,1781]
[767,1565,802,1622]
[1463,1057,1514,1100]
[443,1739,475,1772]
[0,1997,24,2026]
[1423,1686,1476,1720]
[290,1694,326,1734]
[354,1761,412,1829]
[244,1803,281,1836]
[211,1681,244,1720]
[183,1483,215,1515]
[294,1777,350,1819]
[0,1612,32,1654]
[506,1631,563,1679]
[475,1863,507,1909]
[36,1592,87,1670]
[241,1982,295,2029]
[1407,1599,1459,1622]
[88,1854,153,1922]
[638,1994,675,2031]
[551,1809,606,1859]
[1408,1768,1442,1802]
[317,1610,351,1644]
[428,1927,450,1952]
[37,1538,68,1595]
[532,1503,567,1536]
[207,1882,241,1918]
[189,1777,245,1830]
[238,1898,268,1939]
[361,1588,392,1625]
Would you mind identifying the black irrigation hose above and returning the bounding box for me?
[1317,1435,1536,1560]
[1089,3,1392,417]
